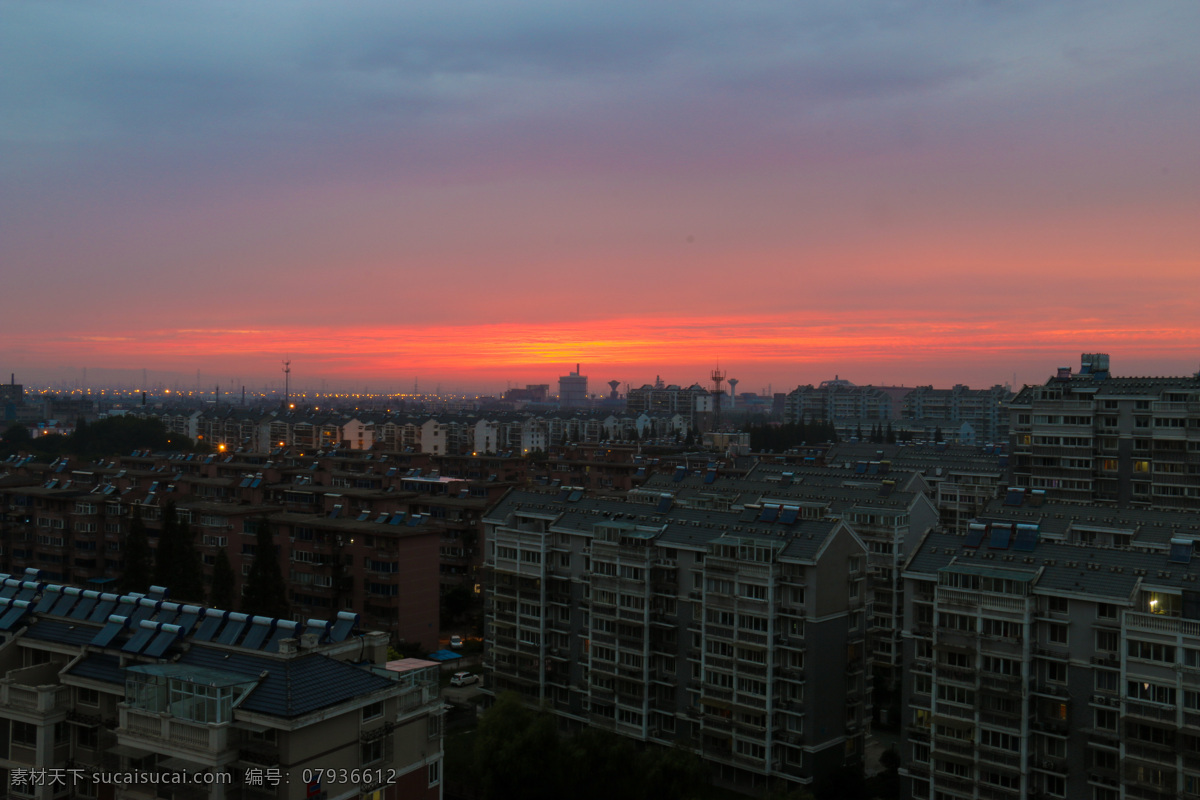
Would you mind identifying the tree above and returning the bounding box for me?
[934,425,943,442]
[441,585,474,627]
[814,765,867,800]
[564,728,639,800]
[473,692,567,800]
[885,422,896,444]
[209,548,237,610]
[242,518,290,618]
[0,423,31,449]
[153,502,205,603]
[640,744,713,800]
[763,780,817,800]
[120,505,154,594]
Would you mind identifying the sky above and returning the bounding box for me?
[3,1,1199,395]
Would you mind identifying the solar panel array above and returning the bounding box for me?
[0,571,362,656]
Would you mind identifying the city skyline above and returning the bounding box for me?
[4,2,1199,392]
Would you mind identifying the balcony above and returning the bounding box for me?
[1033,755,1067,773]
[932,738,973,758]
[1126,611,1200,637]
[1124,700,1178,724]
[979,673,1022,692]
[1124,741,1178,765]
[0,679,70,716]
[1029,717,1069,735]
[118,706,232,762]
[978,748,1020,769]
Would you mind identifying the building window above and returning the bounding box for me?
[1047,624,1068,645]
[76,726,98,749]
[1127,681,1176,706]
[361,738,383,764]
[362,701,382,721]
[12,721,36,746]
[1128,640,1176,662]
[428,760,441,787]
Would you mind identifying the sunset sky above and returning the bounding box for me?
[3,1,1199,394]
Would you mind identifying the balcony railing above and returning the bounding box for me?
[118,706,230,757]
[1126,611,1200,638]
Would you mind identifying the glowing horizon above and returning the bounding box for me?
[9,311,1200,394]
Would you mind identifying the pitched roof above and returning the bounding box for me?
[178,647,394,718]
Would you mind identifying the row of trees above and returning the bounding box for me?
[120,502,289,617]
[446,692,890,800]
[450,693,719,800]
[0,416,201,459]
[743,420,840,453]
[853,423,943,444]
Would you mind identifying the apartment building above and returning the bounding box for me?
[634,462,939,722]
[0,573,444,800]
[0,454,453,650]
[1008,354,1200,509]
[141,406,691,458]
[900,526,1200,800]
[784,381,908,425]
[902,385,1012,444]
[823,443,1008,535]
[625,384,713,430]
[482,490,869,794]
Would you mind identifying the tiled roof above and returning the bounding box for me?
[178,647,394,718]
[977,498,1200,548]
[487,490,841,560]
[67,653,124,685]
[905,530,1200,600]
[23,618,102,647]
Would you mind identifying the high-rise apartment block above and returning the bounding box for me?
[900,519,1200,800]
[625,383,713,429]
[1008,354,1200,508]
[784,381,1011,443]
[784,380,905,425]
[482,489,869,793]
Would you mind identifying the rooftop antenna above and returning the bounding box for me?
[282,358,291,409]
[711,367,726,432]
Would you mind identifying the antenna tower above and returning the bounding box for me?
[710,367,726,432]
[282,358,291,409]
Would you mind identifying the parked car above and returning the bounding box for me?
[449,635,463,649]
[450,671,478,687]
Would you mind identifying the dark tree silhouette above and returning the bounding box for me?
[119,505,153,594]
[209,547,237,610]
[241,518,290,618]
[153,502,205,603]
